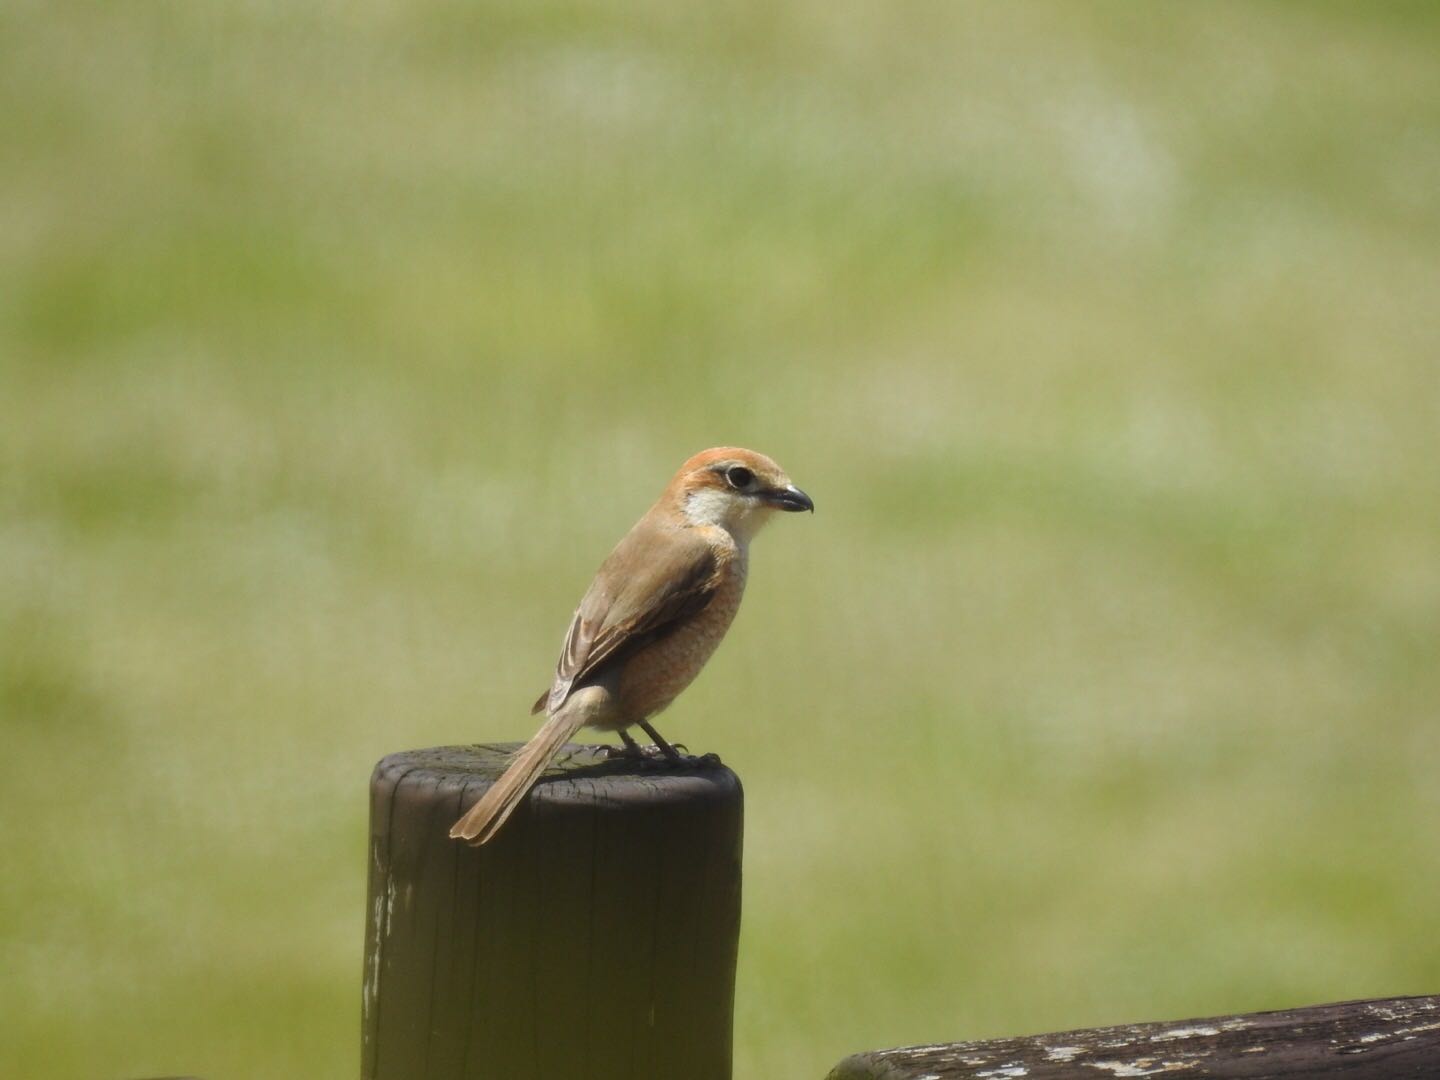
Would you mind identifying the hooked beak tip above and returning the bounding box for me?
[766,485,814,513]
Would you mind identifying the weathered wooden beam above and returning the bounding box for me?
[363,743,743,1080]
[827,995,1440,1078]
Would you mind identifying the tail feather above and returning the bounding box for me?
[450,709,586,845]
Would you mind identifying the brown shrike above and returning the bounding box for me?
[450,447,812,845]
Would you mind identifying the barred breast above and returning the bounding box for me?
[612,551,748,724]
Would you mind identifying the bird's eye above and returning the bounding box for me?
[725,466,754,490]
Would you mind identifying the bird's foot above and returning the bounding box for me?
[653,745,724,770]
[602,742,645,762]
[603,741,721,770]
[603,742,674,770]
[666,744,723,769]
[613,724,723,770]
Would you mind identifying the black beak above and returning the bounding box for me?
[764,485,814,513]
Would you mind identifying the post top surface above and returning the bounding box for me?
[373,743,741,808]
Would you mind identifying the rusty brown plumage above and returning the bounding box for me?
[450,447,812,846]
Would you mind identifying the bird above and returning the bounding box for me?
[450,447,813,846]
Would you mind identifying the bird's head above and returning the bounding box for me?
[665,447,813,542]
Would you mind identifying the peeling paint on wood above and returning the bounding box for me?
[827,995,1440,1079]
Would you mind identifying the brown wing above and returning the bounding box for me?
[532,518,719,715]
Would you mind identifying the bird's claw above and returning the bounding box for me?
[604,742,673,770]
[658,747,724,771]
[604,742,722,771]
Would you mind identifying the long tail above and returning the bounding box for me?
[449,707,586,846]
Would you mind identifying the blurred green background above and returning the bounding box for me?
[3,2,1439,1077]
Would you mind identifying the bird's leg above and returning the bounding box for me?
[637,720,686,765]
[602,729,648,762]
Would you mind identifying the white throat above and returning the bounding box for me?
[683,488,772,547]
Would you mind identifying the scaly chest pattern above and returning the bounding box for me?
[615,544,748,721]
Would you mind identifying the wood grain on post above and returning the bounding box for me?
[362,743,743,1080]
[828,995,1440,1079]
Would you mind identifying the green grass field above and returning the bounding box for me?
[3,2,1439,1077]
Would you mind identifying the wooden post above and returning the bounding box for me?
[362,743,743,1080]
[827,994,1440,1079]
